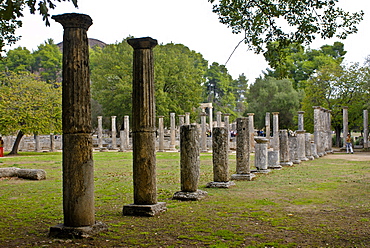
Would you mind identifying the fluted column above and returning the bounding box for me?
[158,116,165,152]
[248,113,255,152]
[200,112,208,152]
[169,112,176,150]
[97,116,103,149]
[111,116,117,149]
[272,112,279,151]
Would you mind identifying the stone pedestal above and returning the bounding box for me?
[231,117,255,181]
[253,137,270,173]
[279,130,293,166]
[289,136,301,164]
[50,13,107,237]
[268,150,282,169]
[207,127,235,188]
[122,37,166,216]
[305,133,314,160]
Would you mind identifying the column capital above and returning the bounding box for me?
[298,111,305,114]
[52,13,92,30]
[158,116,164,118]
[200,112,208,117]
[272,112,279,115]
[223,113,231,116]
[97,116,102,119]
[128,37,158,50]
[313,106,321,109]
[247,113,255,116]
[342,106,348,109]
[178,115,185,117]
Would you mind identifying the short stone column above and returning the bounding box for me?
[265,112,271,147]
[50,134,55,152]
[124,115,130,150]
[297,111,308,161]
[34,134,41,152]
[97,116,103,149]
[173,125,207,200]
[209,106,213,135]
[206,127,235,188]
[185,112,190,125]
[272,112,279,151]
[169,112,176,150]
[313,106,323,157]
[279,130,293,166]
[178,115,185,127]
[305,133,314,160]
[111,116,117,150]
[223,113,231,147]
[311,141,319,158]
[231,117,255,180]
[327,110,333,153]
[123,37,166,217]
[216,111,222,127]
[158,116,165,152]
[248,113,255,151]
[200,112,208,152]
[364,110,369,149]
[254,137,270,173]
[49,13,106,238]
[289,135,301,164]
[342,106,348,149]
[119,130,125,152]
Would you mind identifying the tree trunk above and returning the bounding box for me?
[8,130,24,155]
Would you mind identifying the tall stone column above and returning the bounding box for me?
[364,110,369,149]
[158,116,165,152]
[223,113,231,149]
[289,135,301,164]
[111,116,117,150]
[313,106,323,157]
[97,116,103,149]
[50,13,106,238]
[248,113,255,152]
[254,137,270,173]
[279,130,293,166]
[265,112,271,146]
[124,115,130,150]
[173,125,207,200]
[119,130,125,152]
[209,106,213,135]
[305,133,314,160]
[216,111,222,127]
[178,115,185,127]
[272,112,279,151]
[200,112,208,152]
[343,106,348,149]
[206,127,235,188]
[231,117,255,181]
[185,112,190,125]
[34,134,40,152]
[123,37,166,216]
[50,134,55,152]
[169,112,176,150]
[297,111,308,161]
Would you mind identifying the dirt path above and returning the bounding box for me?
[326,151,370,161]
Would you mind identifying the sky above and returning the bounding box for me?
[9,0,370,82]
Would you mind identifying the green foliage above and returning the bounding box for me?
[209,0,363,54]
[231,73,249,114]
[0,46,34,72]
[245,77,301,129]
[0,72,62,135]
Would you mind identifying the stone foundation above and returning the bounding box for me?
[49,222,108,239]
[122,202,167,217]
[206,181,236,188]
[172,190,208,201]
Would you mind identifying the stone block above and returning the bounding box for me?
[172,190,208,201]
[49,221,108,239]
[123,202,167,217]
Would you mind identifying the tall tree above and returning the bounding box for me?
[0,46,34,72]
[231,73,248,114]
[0,72,62,155]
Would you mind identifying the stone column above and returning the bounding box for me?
[178,115,185,127]
[364,110,369,149]
[173,125,207,200]
[49,13,106,238]
[119,130,125,152]
[209,106,213,135]
[297,111,308,161]
[289,135,301,164]
[279,130,293,166]
[216,111,222,127]
[185,112,190,125]
[343,106,348,149]
[305,133,314,160]
[111,116,117,150]
[272,112,279,151]
[124,115,130,150]
[311,140,319,158]
[122,37,166,217]
[206,127,235,188]
[169,113,176,150]
[248,113,255,152]
[97,116,103,149]
[50,134,55,152]
[34,134,40,152]
[200,112,208,152]
[158,116,165,152]
[265,112,271,146]
[313,106,323,157]
[223,113,231,149]
[231,117,255,180]
[254,137,270,173]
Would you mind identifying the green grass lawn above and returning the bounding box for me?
[0,151,369,247]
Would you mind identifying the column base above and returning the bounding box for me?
[280,161,293,166]
[293,159,301,164]
[49,221,108,239]
[123,202,167,217]
[173,190,208,201]
[251,169,271,174]
[299,157,309,161]
[307,155,315,160]
[206,181,236,188]
[231,173,256,181]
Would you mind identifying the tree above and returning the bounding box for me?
[0,46,34,72]
[245,76,301,129]
[209,0,363,55]
[231,73,248,114]
[0,0,77,53]
[0,72,62,155]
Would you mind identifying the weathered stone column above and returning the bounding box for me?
[34,134,40,152]
[119,130,125,152]
[123,37,166,216]
[297,111,308,161]
[111,116,117,150]
[305,133,314,160]
[124,115,130,150]
[206,127,235,188]
[185,112,190,125]
[158,116,165,152]
[223,113,230,142]
[265,112,271,147]
[231,117,255,180]
[209,106,213,135]
[200,112,208,152]
[178,115,185,127]
[328,110,333,153]
[313,106,323,157]
[364,110,369,149]
[49,13,106,238]
[289,135,301,164]
[279,130,293,166]
[50,134,55,152]
[311,140,319,158]
[272,112,279,151]
[248,113,255,152]
[97,116,103,149]
[216,111,222,127]
[254,137,270,173]
[173,125,207,200]
[169,112,176,150]
[342,106,348,149]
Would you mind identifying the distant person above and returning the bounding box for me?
[346,134,353,154]
[0,137,3,157]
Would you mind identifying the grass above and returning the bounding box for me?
[0,151,369,247]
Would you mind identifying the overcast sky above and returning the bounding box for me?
[9,0,370,82]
